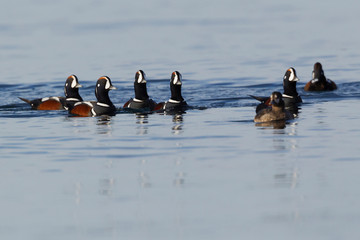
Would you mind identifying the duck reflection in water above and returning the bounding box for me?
[97,115,112,125]
[96,115,113,135]
[286,102,300,116]
[172,113,184,135]
[255,120,287,129]
[135,113,149,135]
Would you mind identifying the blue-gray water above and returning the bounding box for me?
[1,0,360,239]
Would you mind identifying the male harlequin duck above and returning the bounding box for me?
[282,67,302,105]
[19,75,83,110]
[123,70,157,111]
[304,62,337,91]
[254,92,294,123]
[69,76,116,117]
[250,68,302,113]
[155,71,188,112]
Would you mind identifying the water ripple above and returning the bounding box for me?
[1,80,359,118]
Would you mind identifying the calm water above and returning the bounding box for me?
[1,0,360,239]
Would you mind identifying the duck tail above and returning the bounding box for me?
[19,97,31,104]
[249,95,267,102]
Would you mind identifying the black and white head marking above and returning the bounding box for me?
[96,76,116,96]
[71,75,81,88]
[64,74,83,99]
[285,68,299,82]
[172,71,182,85]
[272,95,280,104]
[136,70,147,84]
[99,76,116,90]
[271,92,282,104]
[65,75,82,88]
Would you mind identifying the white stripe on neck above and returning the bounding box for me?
[168,99,181,104]
[133,98,144,102]
[97,102,110,107]
[66,98,81,101]
[282,94,294,99]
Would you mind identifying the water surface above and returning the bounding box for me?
[1,0,360,239]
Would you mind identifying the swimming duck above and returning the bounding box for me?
[251,67,302,113]
[70,76,116,117]
[155,71,188,112]
[123,70,156,111]
[304,62,337,91]
[254,91,294,123]
[19,75,83,110]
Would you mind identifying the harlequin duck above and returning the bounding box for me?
[123,70,156,111]
[282,67,302,105]
[19,75,83,110]
[254,91,294,123]
[250,68,302,113]
[155,71,188,112]
[70,76,116,117]
[304,62,337,91]
[63,75,84,110]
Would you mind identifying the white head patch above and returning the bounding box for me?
[71,79,76,88]
[289,69,295,81]
[311,78,319,84]
[105,79,111,89]
[71,78,77,88]
[285,68,299,82]
[173,72,182,85]
[137,71,146,83]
